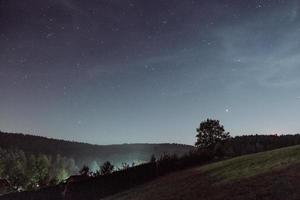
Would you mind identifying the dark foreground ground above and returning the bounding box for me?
[103,164,300,200]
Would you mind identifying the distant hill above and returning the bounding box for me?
[0,131,194,167]
[103,145,300,200]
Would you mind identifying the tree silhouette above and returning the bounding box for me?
[150,154,156,163]
[195,119,230,149]
[100,161,114,175]
[121,162,130,170]
[79,165,90,176]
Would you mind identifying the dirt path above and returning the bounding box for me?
[102,164,300,200]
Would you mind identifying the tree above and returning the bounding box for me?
[195,119,230,149]
[150,154,156,163]
[100,161,114,175]
[121,162,130,170]
[27,154,51,189]
[79,165,90,176]
[49,154,70,183]
[4,149,28,190]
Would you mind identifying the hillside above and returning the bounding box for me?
[0,131,194,167]
[103,145,300,200]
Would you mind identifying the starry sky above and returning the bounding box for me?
[1,0,300,145]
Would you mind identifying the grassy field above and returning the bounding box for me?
[200,145,300,183]
[103,145,300,200]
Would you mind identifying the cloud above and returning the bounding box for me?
[215,2,300,89]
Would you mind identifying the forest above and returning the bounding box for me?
[0,131,192,167]
[0,131,192,193]
[0,148,75,191]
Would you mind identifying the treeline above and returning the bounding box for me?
[63,148,214,200]
[0,131,193,167]
[0,148,76,192]
[220,134,300,157]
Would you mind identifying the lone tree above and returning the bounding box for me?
[195,119,230,149]
[100,161,114,175]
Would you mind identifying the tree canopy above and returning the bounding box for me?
[195,119,230,149]
[100,161,114,175]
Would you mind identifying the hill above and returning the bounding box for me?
[103,145,300,200]
[0,131,194,168]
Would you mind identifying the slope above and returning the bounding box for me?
[103,145,300,200]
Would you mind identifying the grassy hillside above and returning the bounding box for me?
[201,144,300,183]
[103,145,300,200]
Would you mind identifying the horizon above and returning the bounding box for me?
[0,128,298,146]
[1,0,300,145]
[1,130,198,146]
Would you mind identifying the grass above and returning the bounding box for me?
[200,145,300,183]
[103,145,300,200]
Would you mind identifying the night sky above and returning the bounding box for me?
[1,0,300,145]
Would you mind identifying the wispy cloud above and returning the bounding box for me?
[216,1,300,89]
